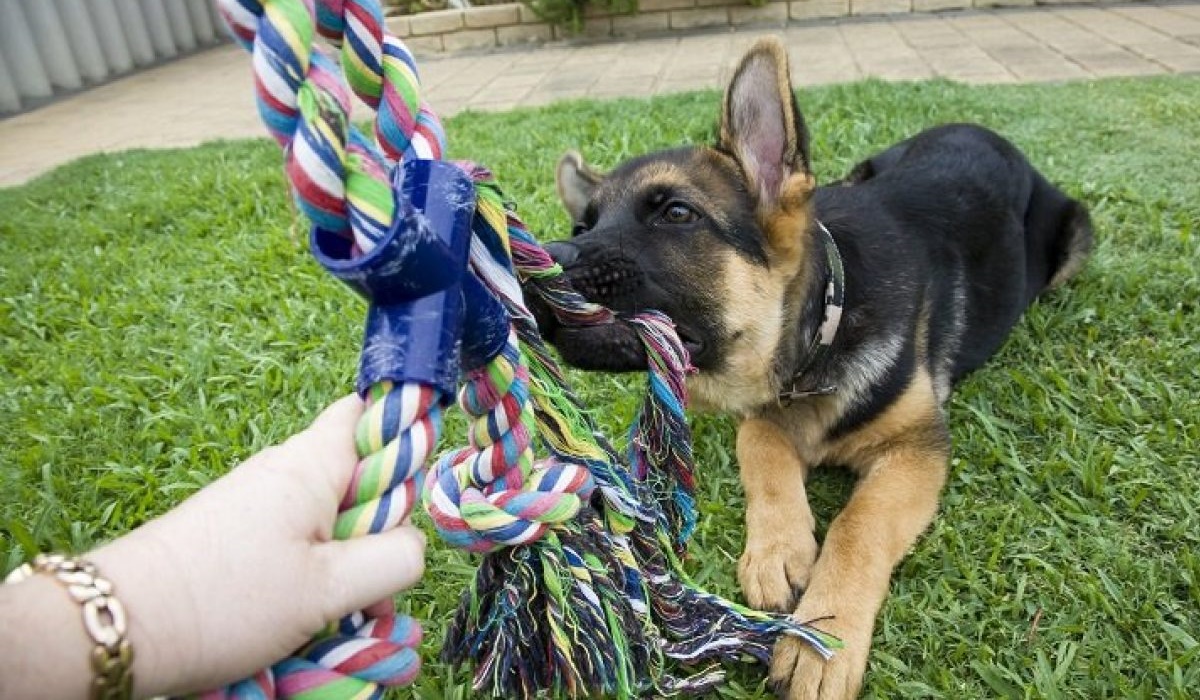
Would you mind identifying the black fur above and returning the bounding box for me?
[533,44,1093,697]
[538,123,1092,431]
[815,124,1092,438]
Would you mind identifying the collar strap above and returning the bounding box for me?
[778,220,844,405]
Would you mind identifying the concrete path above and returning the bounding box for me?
[2,1,1199,188]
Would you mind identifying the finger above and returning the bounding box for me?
[318,525,427,621]
[363,598,395,619]
[307,393,365,444]
[285,393,365,488]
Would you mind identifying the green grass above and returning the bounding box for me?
[2,75,1198,698]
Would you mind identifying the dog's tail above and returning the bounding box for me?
[1046,200,1093,290]
[1025,171,1094,295]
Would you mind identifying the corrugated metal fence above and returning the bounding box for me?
[0,0,229,115]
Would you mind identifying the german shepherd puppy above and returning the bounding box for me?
[533,38,1092,698]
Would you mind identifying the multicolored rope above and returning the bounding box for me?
[627,312,698,552]
[213,0,841,697]
[312,0,444,164]
[213,0,456,697]
[457,168,843,696]
[218,0,440,254]
[339,381,442,539]
[424,330,595,552]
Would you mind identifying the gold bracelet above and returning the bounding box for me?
[5,554,134,700]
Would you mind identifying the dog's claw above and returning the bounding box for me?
[770,595,870,700]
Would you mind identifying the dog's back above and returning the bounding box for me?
[539,39,1095,697]
[821,123,1093,384]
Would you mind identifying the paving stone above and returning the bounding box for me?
[1,3,1193,188]
[408,9,464,36]
[612,12,672,35]
[730,2,790,26]
[464,5,522,28]
[670,7,731,28]
[893,17,973,49]
[1126,41,1200,71]
[851,0,912,15]
[912,0,971,11]
[790,0,851,21]
[1112,4,1200,40]
[496,23,554,45]
[1070,48,1166,76]
[441,28,498,52]
[975,0,1034,7]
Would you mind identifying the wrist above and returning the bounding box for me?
[89,528,190,699]
[0,557,128,700]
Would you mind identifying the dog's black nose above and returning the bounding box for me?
[544,240,579,267]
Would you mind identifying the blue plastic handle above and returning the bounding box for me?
[310,160,477,396]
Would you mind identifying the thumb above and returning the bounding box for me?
[317,524,427,621]
[285,393,365,489]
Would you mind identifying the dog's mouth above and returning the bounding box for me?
[529,304,703,373]
[675,324,704,360]
[544,315,648,372]
[530,240,706,372]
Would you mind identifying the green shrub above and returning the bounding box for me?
[521,0,636,33]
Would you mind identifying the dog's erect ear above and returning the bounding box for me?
[556,151,606,224]
[719,38,811,211]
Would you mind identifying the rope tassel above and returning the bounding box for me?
[447,170,843,697]
[213,0,842,696]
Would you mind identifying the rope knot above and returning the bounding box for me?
[423,331,596,552]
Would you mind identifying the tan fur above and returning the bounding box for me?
[742,370,949,699]
[557,150,605,222]
[685,186,819,414]
[719,39,950,699]
[556,37,961,700]
[688,255,787,412]
[768,172,817,259]
[737,417,819,613]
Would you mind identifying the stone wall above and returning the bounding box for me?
[385,0,1128,55]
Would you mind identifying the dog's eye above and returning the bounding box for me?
[659,202,699,226]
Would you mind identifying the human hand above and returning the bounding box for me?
[90,394,427,698]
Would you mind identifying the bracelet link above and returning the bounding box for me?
[4,553,134,700]
[90,637,134,700]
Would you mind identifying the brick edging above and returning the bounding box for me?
[387,0,1141,55]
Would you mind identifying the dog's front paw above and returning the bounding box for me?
[770,596,872,700]
[738,531,819,612]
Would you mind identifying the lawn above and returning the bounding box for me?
[2,75,1198,698]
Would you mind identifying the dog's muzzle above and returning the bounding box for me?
[524,239,651,372]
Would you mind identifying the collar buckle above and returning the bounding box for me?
[777,384,837,407]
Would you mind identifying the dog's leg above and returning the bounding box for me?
[772,384,949,699]
[737,417,820,613]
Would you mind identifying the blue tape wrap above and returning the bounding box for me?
[309,160,477,396]
[459,275,510,371]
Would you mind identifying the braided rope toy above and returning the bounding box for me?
[208,0,840,697]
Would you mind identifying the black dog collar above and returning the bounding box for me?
[778,220,844,405]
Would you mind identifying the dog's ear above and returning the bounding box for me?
[719,38,812,212]
[556,151,605,224]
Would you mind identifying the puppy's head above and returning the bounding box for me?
[540,38,817,411]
